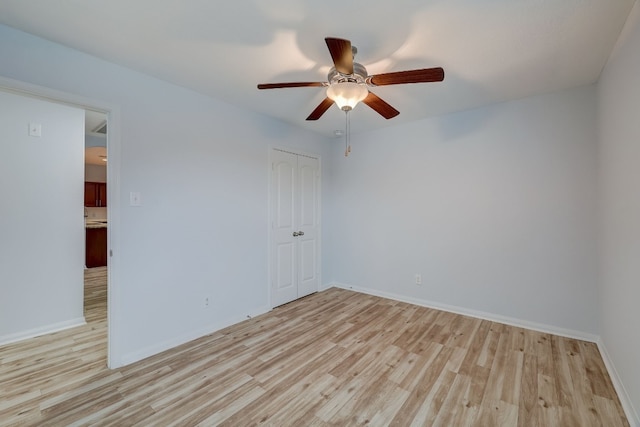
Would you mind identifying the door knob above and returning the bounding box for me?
[298,231,304,236]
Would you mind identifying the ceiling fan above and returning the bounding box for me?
[257,37,445,121]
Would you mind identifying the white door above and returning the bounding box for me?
[270,149,320,307]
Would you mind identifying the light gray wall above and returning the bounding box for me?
[0,90,85,343]
[0,24,331,365]
[597,1,640,422]
[85,134,106,148]
[327,85,600,335]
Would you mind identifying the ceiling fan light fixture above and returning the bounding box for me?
[257,37,444,123]
[326,82,368,111]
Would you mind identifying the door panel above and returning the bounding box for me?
[275,241,296,300]
[270,149,320,307]
[271,150,298,307]
[275,161,294,229]
[296,155,319,298]
[297,236,317,297]
[298,162,317,228]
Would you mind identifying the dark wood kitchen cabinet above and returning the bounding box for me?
[84,182,107,207]
[86,227,107,267]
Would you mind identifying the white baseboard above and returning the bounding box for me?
[596,339,640,427]
[117,305,271,367]
[330,282,598,343]
[0,317,86,347]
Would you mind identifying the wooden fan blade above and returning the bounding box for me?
[257,82,326,89]
[367,67,445,86]
[362,92,400,119]
[306,98,335,121]
[325,37,354,75]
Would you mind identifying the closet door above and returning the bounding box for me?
[270,149,320,307]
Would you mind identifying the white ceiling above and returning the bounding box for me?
[0,0,635,137]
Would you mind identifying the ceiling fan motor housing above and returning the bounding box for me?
[328,62,368,84]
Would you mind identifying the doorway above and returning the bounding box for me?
[84,110,109,336]
[269,148,321,307]
[0,76,119,368]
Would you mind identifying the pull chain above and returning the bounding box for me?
[344,109,351,157]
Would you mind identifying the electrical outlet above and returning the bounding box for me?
[29,122,42,137]
[204,297,210,307]
[415,274,422,285]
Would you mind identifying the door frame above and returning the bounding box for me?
[0,75,121,368]
[268,146,322,309]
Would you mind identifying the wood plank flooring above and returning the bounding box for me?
[0,269,629,426]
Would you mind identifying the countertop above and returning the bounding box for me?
[85,220,108,229]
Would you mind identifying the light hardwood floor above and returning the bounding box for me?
[0,269,629,426]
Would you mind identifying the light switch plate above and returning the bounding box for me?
[129,191,141,206]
